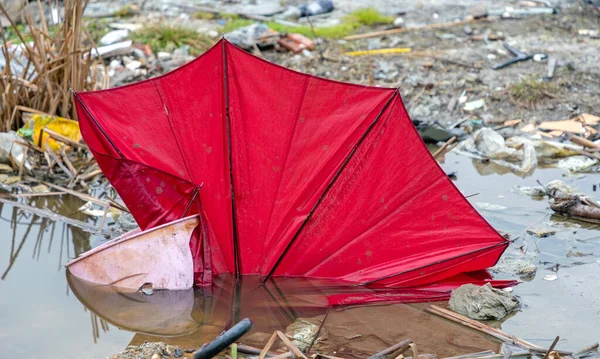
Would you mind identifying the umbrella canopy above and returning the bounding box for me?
[73,39,509,290]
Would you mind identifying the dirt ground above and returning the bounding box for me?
[262,5,600,131]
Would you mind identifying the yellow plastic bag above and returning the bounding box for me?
[21,114,82,151]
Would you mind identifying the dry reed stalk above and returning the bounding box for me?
[0,0,106,132]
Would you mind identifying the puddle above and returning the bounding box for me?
[1,152,599,358]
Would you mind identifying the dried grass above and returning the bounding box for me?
[0,0,107,132]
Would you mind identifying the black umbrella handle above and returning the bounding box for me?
[193,318,254,359]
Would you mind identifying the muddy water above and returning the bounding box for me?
[1,153,599,358]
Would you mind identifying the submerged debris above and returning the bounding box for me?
[449,283,520,321]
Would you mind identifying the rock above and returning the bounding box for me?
[449,283,520,320]
[473,128,520,161]
[100,29,130,46]
[157,52,172,61]
[173,46,190,58]
[151,354,161,359]
[546,180,576,197]
[0,163,13,172]
[117,211,139,231]
[4,176,20,185]
[32,184,49,193]
[527,226,556,238]
[556,156,597,172]
[125,60,142,71]
[491,257,537,277]
[1,0,25,22]
[173,348,183,358]
[0,132,25,165]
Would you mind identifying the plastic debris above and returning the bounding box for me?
[100,29,130,46]
[284,319,320,352]
[556,156,597,172]
[21,114,81,151]
[538,120,585,134]
[449,283,520,320]
[491,257,537,277]
[527,227,556,238]
[476,202,507,211]
[0,132,25,166]
[299,0,334,17]
[225,24,279,49]
[463,99,485,111]
[544,274,558,281]
[474,128,520,160]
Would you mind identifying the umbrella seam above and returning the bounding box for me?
[261,89,400,284]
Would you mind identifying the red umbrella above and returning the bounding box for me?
[73,39,509,295]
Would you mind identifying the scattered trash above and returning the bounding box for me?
[578,29,600,39]
[566,250,592,258]
[285,319,321,352]
[527,226,556,238]
[225,24,279,49]
[413,121,457,143]
[344,47,412,57]
[544,274,558,281]
[298,0,334,17]
[473,128,520,160]
[0,132,25,165]
[493,43,547,70]
[476,202,507,211]
[463,98,485,111]
[556,156,597,172]
[20,114,82,151]
[279,33,315,53]
[538,120,585,134]
[491,257,537,277]
[100,29,130,46]
[448,283,520,320]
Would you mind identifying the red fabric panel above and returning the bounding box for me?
[75,44,234,283]
[226,44,395,274]
[275,95,508,285]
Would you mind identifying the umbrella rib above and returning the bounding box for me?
[359,241,509,286]
[222,39,241,278]
[261,88,400,285]
[72,92,123,158]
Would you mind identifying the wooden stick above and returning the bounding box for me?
[26,177,109,206]
[258,332,278,359]
[543,336,559,359]
[0,191,65,198]
[426,306,572,355]
[573,149,600,161]
[269,352,293,359]
[276,331,308,359]
[78,168,103,181]
[569,134,600,150]
[18,145,28,178]
[343,19,483,40]
[433,137,457,159]
[60,148,78,177]
[42,128,89,150]
[368,339,413,359]
[44,144,73,178]
[14,139,44,153]
[0,197,105,233]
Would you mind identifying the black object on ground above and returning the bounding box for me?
[193,318,254,359]
[493,43,547,70]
